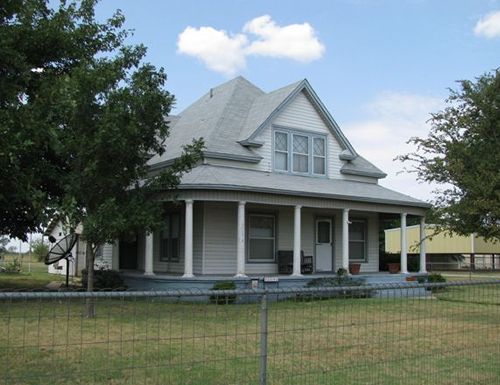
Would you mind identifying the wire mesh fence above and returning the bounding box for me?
[1,280,499,385]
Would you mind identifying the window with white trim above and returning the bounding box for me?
[273,129,326,176]
[349,219,367,262]
[160,213,180,262]
[292,134,309,173]
[274,132,288,171]
[248,214,275,261]
[313,137,326,175]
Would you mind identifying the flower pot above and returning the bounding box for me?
[349,263,361,275]
[387,263,400,274]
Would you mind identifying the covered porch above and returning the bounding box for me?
[116,190,428,287]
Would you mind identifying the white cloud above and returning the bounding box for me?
[177,26,248,75]
[344,92,444,201]
[244,15,325,62]
[474,10,500,39]
[177,16,324,75]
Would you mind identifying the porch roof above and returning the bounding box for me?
[178,165,430,209]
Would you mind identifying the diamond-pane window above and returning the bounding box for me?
[313,138,325,156]
[275,132,287,151]
[293,135,308,154]
[273,129,326,175]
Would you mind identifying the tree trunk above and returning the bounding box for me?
[85,241,95,318]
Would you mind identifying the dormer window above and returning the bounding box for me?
[313,137,326,175]
[273,129,327,176]
[292,134,309,173]
[274,132,288,171]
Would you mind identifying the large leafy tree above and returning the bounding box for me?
[399,69,500,239]
[1,0,203,302]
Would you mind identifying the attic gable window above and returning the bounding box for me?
[292,134,309,173]
[274,132,288,171]
[273,129,327,176]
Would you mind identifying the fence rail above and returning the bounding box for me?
[1,280,499,385]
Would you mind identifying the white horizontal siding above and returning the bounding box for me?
[333,212,379,273]
[273,92,329,134]
[252,90,344,179]
[95,243,113,269]
[203,202,238,274]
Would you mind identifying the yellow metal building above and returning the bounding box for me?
[385,225,500,270]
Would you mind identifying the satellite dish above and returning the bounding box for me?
[45,233,78,288]
[44,233,78,265]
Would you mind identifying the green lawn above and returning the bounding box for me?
[0,254,68,290]
[1,283,499,385]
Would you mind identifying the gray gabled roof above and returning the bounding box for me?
[238,80,302,143]
[179,165,430,208]
[149,76,264,166]
[148,76,385,179]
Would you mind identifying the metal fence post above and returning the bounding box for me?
[259,292,268,385]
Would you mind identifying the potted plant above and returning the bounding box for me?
[387,263,400,274]
[349,263,361,275]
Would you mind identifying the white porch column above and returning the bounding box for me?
[235,201,246,277]
[292,205,302,276]
[144,232,154,276]
[183,199,194,278]
[419,216,427,273]
[342,208,350,271]
[400,213,408,274]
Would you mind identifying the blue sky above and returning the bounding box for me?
[10,0,500,251]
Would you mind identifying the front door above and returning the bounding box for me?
[315,218,333,271]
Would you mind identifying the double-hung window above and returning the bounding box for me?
[274,132,288,171]
[248,214,275,261]
[313,137,326,175]
[349,219,367,262]
[273,130,326,176]
[160,213,180,262]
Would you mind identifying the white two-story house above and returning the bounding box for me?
[113,76,429,289]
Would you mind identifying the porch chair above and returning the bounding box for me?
[277,250,313,274]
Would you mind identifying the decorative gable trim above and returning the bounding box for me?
[244,79,358,159]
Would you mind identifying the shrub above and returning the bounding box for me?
[81,268,126,290]
[423,273,446,292]
[209,281,237,304]
[427,273,446,283]
[306,271,373,299]
[1,257,22,273]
